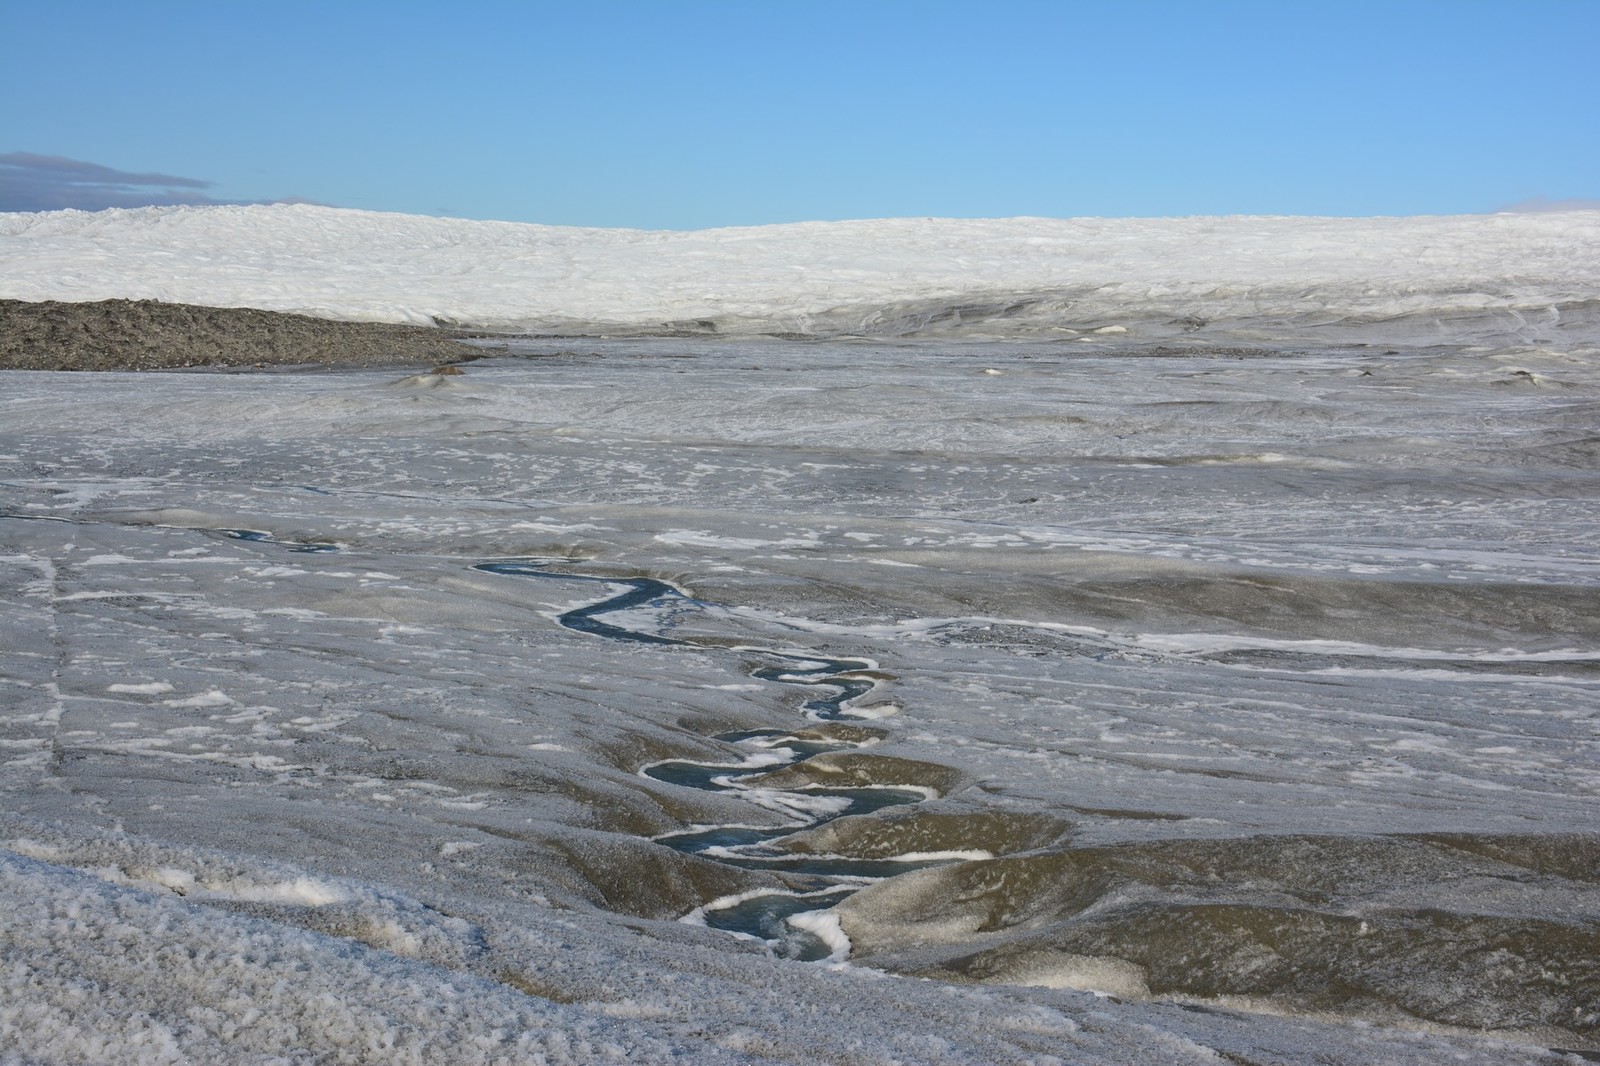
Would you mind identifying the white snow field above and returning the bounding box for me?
[3,203,1599,340]
[3,206,1600,1064]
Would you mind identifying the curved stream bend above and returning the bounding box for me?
[475,560,965,961]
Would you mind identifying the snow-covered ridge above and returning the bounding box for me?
[3,203,1598,342]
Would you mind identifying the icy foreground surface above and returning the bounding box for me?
[3,328,1599,1063]
[3,204,1599,344]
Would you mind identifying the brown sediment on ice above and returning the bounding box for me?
[739,751,968,796]
[0,298,488,371]
[777,808,1073,860]
[834,832,1600,1049]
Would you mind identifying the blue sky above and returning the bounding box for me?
[3,0,1596,228]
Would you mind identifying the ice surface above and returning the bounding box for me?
[4,208,1600,1062]
[3,204,1598,346]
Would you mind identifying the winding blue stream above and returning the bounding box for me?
[472,559,955,961]
[71,531,955,962]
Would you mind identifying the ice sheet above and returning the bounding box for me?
[3,204,1597,345]
[4,238,1600,1061]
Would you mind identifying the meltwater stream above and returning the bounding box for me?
[473,560,957,961]
[211,537,964,960]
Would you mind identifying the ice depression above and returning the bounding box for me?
[2,205,1600,1063]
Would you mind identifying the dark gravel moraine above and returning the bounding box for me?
[0,298,487,371]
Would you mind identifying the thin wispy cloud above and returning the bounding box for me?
[0,152,320,212]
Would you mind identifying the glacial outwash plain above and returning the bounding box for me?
[3,204,1600,1064]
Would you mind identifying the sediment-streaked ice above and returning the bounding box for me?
[4,208,1600,1062]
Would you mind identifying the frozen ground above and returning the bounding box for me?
[2,206,1599,1063]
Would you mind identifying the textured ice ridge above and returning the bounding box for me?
[3,204,1597,341]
